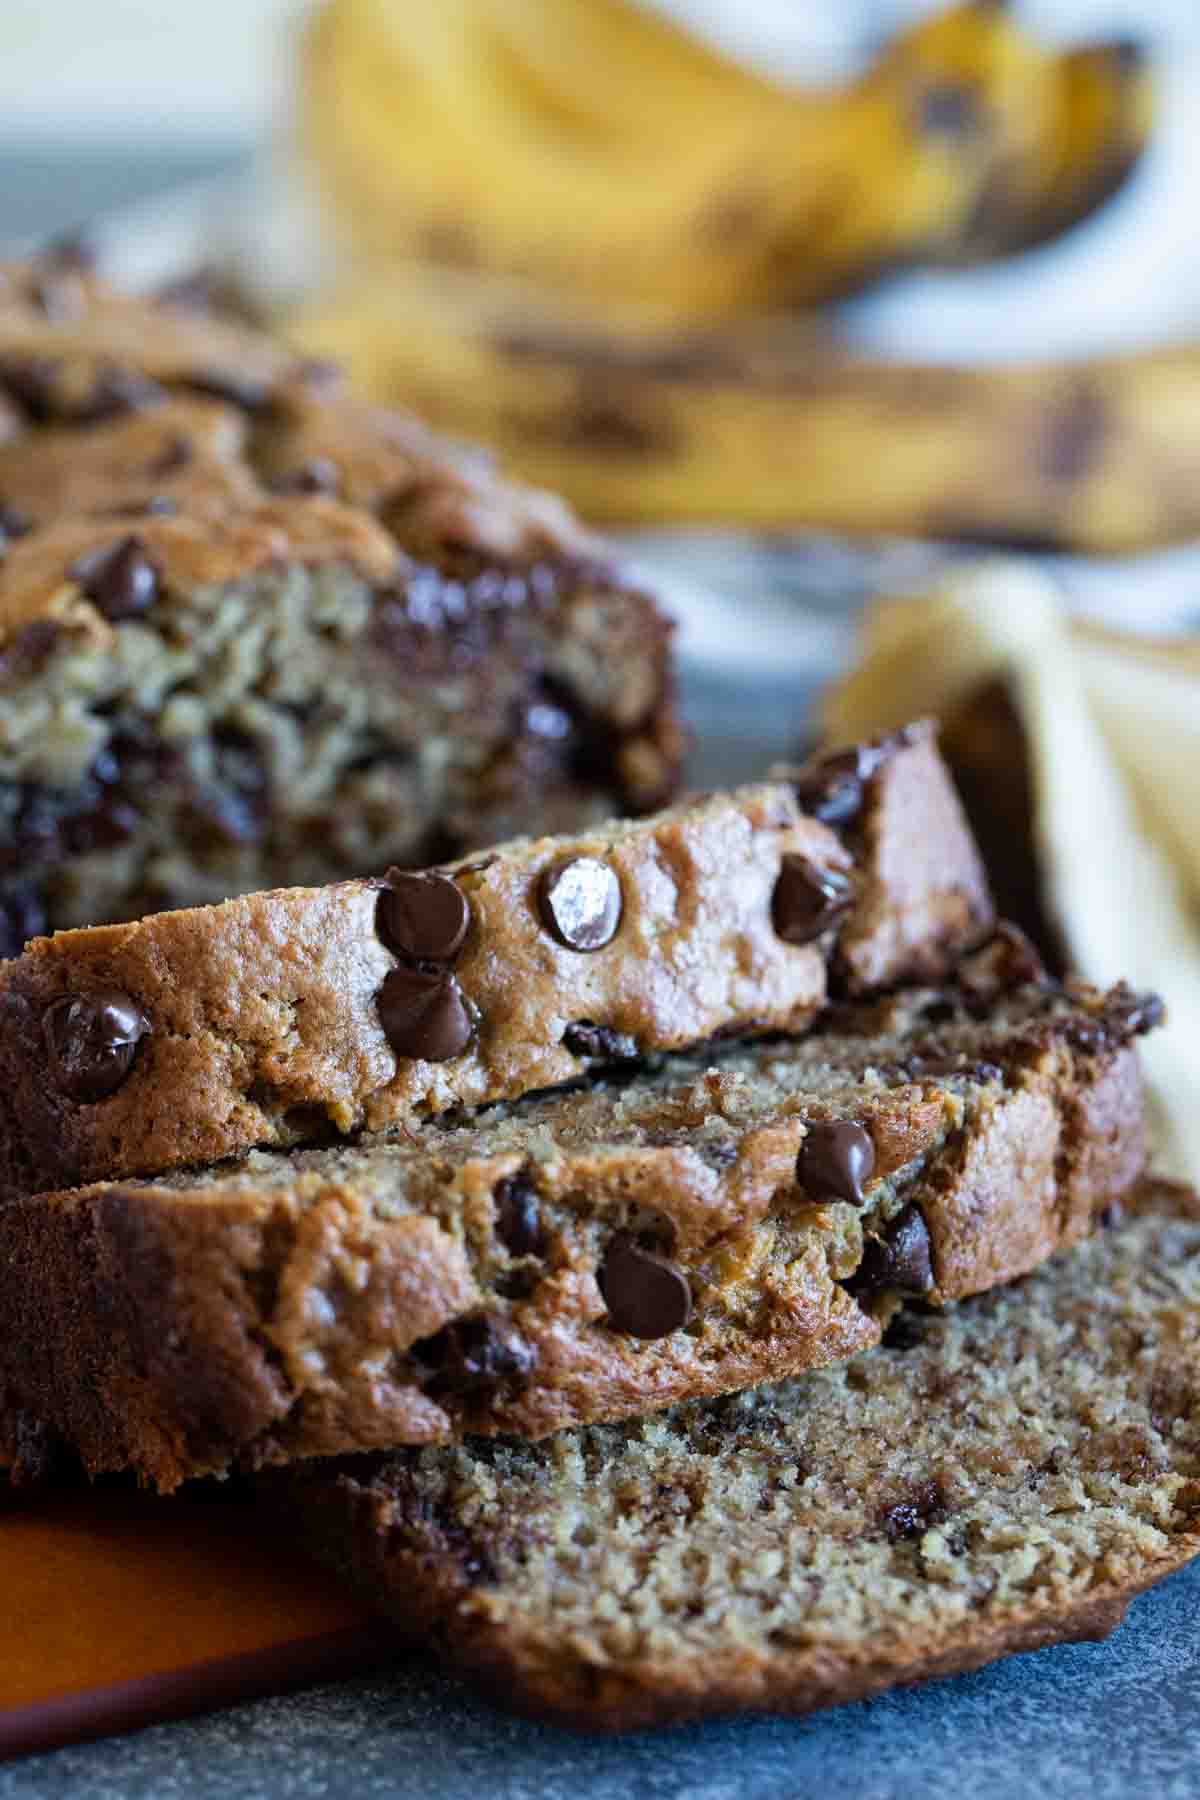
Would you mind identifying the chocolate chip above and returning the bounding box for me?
[0,355,62,421]
[772,854,853,945]
[377,870,470,963]
[882,1480,947,1543]
[180,369,273,415]
[378,965,472,1061]
[270,456,340,497]
[0,886,46,959]
[790,733,916,829]
[74,366,167,425]
[850,1205,935,1300]
[412,1313,536,1397]
[538,856,622,951]
[146,434,192,478]
[494,1172,544,1257]
[599,1234,692,1339]
[562,1021,639,1061]
[796,1119,875,1206]
[0,502,30,547]
[43,989,150,1101]
[69,535,161,622]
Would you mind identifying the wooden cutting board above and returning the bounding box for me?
[0,1487,384,1760]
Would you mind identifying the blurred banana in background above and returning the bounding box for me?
[287,261,1200,551]
[298,0,1151,318]
[285,0,1166,543]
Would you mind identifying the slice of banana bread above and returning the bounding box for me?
[276,1175,1200,1732]
[0,254,682,946]
[0,961,1156,1490]
[0,738,992,1196]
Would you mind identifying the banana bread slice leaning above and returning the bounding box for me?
[0,959,1157,1490]
[275,1175,1200,1732]
[0,736,991,1197]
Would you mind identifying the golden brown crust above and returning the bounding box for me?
[275,1178,1200,1732]
[0,753,993,1197]
[0,981,1152,1489]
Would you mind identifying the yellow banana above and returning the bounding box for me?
[285,259,1200,552]
[296,0,1152,321]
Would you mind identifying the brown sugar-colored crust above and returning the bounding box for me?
[0,741,993,1196]
[274,1177,1200,1733]
[0,970,1155,1490]
[0,255,683,945]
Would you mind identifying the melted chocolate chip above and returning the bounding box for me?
[74,366,167,425]
[791,730,917,829]
[494,1172,544,1257]
[850,1205,935,1301]
[146,434,192,478]
[43,989,150,1102]
[772,854,854,945]
[538,856,622,951]
[797,1119,876,1206]
[377,965,472,1061]
[599,1234,692,1339]
[0,886,46,959]
[270,456,340,497]
[413,1313,536,1397]
[377,870,470,964]
[0,502,30,547]
[0,355,62,421]
[562,1021,639,1061]
[69,535,161,622]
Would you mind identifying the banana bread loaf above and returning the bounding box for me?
[276,1175,1200,1731]
[0,252,682,946]
[0,957,1156,1490]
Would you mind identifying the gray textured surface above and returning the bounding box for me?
[4,1561,1199,1799]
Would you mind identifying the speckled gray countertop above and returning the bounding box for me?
[3,149,1199,1800]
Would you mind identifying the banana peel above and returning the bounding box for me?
[822,567,1200,1181]
[285,259,1200,550]
[296,0,1153,321]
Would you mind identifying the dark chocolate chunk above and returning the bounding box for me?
[43,989,150,1102]
[413,1313,536,1397]
[377,870,470,964]
[882,1480,947,1543]
[0,502,31,547]
[270,456,340,497]
[599,1234,692,1339]
[146,433,192,477]
[538,856,622,951]
[796,1119,875,1206]
[0,886,46,959]
[69,535,161,622]
[791,730,917,829]
[377,965,472,1061]
[850,1205,935,1300]
[562,1021,639,1061]
[0,355,62,421]
[772,854,853,945]
[74,365,167,425]
[179,369,273,415]
[494,1172,544,1257]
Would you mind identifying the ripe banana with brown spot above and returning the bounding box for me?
[285,260,1200,551]
[296,0,1153,321]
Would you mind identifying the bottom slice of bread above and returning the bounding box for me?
[274,1178,1200,1731]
